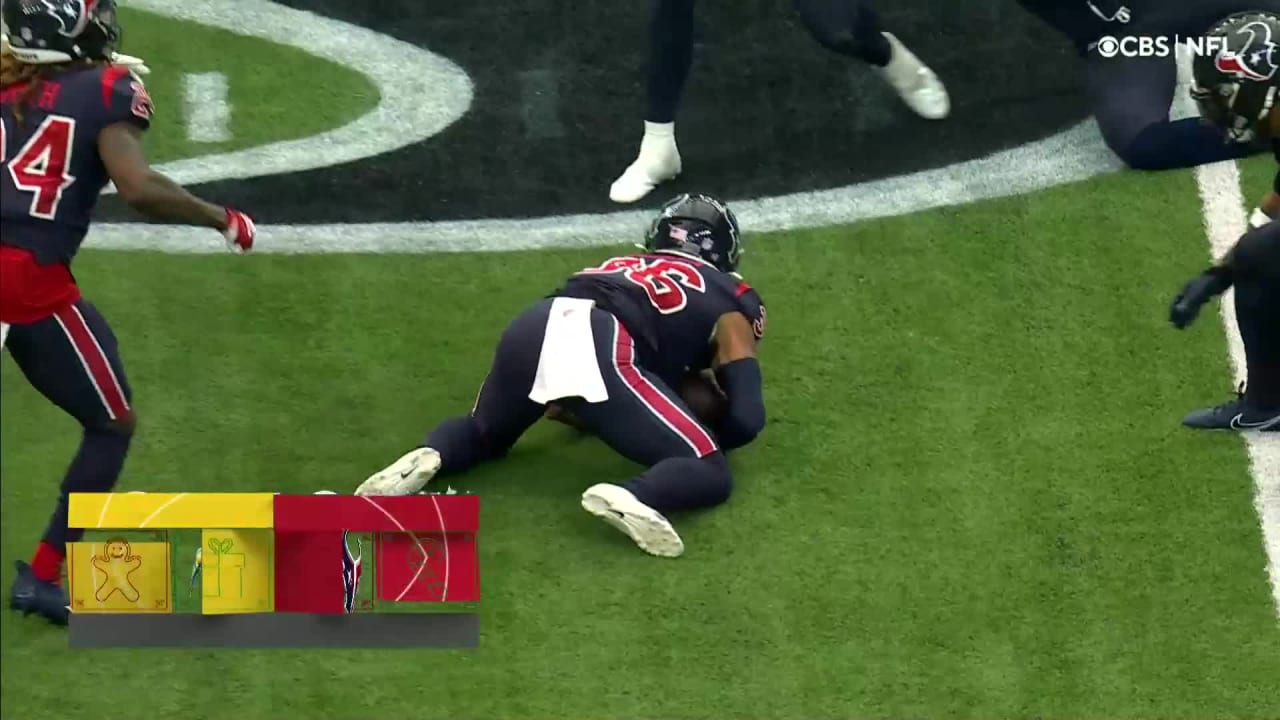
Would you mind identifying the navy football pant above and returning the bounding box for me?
[646,0,890,123]
[424,298,732,512]
[4,299,134,552]
[1083,29,1266,170]
[1233,222,1280,409]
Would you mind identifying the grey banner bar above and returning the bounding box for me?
[69,613,479,649]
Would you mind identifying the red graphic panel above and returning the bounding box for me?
[272,495,480,607]
[376,531,479,603]
[273,494,479,533]
[274,531,344,614]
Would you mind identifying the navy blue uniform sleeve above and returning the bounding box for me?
[710,280,767,450]
[101,65,153,132]
[735,283,767,343]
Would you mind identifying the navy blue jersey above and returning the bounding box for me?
[1017,0,1278,53]
[1,64,153,265]
[1273,139,1279,196]
[555,250,767,388]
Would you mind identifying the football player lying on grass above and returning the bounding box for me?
[356,194,766,558]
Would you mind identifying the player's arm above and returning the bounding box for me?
[1171,222,1279,328]
[98,122,255,251]
[711,311,765,450]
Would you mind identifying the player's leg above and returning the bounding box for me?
[1232,225,1280,427]
[609,0,695,203]
[1086,50,1258,170]
[356,301,551,495]
[793,0,949,119]
[560,311,732,557]
[5,300,135,625]
[1182,223,1280,430]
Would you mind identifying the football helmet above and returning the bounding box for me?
[2,0,121,65]
[1190,11,1280,142]
[644,193,742,274]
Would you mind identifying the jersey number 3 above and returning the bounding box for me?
[580,256,707,314]
[0,115,78,220]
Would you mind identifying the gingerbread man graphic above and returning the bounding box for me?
[91,538,143,603]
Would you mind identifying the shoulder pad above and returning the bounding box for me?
[101,64,154,129]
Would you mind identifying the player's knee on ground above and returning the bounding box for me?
[1106,122,1167,171]
[625,451,732,512]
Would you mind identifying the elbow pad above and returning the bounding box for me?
[714,358,765,450]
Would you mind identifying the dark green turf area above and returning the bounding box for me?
[3,166,1278,719]
[115,7,379,164]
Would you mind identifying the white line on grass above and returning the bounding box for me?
[106,0,473,189]
[183,73,232,143]
[1176,51,1280,618]
[86,119,1123,254]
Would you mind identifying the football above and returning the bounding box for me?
[680,371,727,427]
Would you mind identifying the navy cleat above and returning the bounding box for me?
[10,561,70,626]
[1182,387,1280,432]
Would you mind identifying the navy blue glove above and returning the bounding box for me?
[1170,267,1233,330]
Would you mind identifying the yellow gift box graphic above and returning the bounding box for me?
[200,530,274,614]
[69,538,171,613]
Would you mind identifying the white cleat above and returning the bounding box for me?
[355,447,442,496]
[609,124,682,203]
[877,32,950,121]
[581,483,684,558]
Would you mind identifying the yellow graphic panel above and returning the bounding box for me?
[200,530,274,614]
[68,539,172,613]
[69,493,275,529]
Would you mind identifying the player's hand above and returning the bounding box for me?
[223,208,256,253]
[1170,268,1232,330]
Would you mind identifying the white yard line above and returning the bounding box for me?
[1176,51,1280,618]
[86,119,1122,254]
[183,73,232,143]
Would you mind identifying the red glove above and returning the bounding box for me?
[223,208,256,253]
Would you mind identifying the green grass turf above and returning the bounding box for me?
[3,164,1279,719]
[115,7,379,164]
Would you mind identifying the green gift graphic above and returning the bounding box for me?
[202,536,246,598]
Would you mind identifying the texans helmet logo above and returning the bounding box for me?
[33,0,87,37]
[1215,20,1280,83]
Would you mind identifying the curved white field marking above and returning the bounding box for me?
[88,119,1123,254]
[103,0,472,191]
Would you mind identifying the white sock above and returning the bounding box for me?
[635,121,678,166]
[643,120,676,139]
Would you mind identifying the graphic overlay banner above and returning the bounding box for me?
[377,531,479,602]
[69,492,274,528]
[200,530,274,614]
[69,613,480,649]
[274,494,480,608]
[66,492,480,647]
[69,539,172,614]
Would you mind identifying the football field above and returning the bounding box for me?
[3,3,1280,719]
